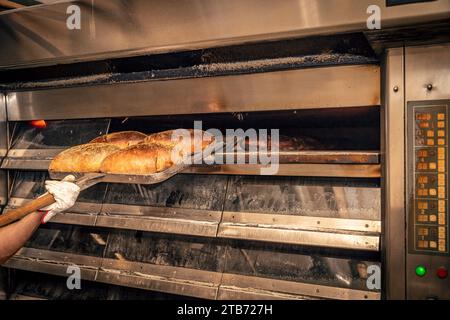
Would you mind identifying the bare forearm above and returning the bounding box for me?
[0,212,42,264]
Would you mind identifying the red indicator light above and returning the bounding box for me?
[29,120,47,128]
[437,267,448,279]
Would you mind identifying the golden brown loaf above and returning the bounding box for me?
[49,143,122,173]
[144,129,214,154]
[90,131,147,149]
[99,143,174,175]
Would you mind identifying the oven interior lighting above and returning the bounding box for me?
[29,120,47,128]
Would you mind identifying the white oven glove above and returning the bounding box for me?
[40,175,81,224]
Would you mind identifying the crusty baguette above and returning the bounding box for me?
[100,143,174,175]
[90,131,147,149]
[49,143,122,173]
[144,129,214,154]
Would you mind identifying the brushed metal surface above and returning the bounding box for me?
[3,257,99,282]
[0,0,448,69]
[216,287,312,300]
[406,44,450,101]
[218,225,380,251]
[187,163,381,178]
[2,248,102,282]
[97,258,221,300]
[382,47,406,300]
[221,212,381,233]
[6,65,380,121]
[0,95,6,158]
[220,273,381,300]
[3,149,381,165]
[0,95,6,205]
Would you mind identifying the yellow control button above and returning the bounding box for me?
[418,202,429,209]
[417,113,432,120]
[438,121,446,128]
[439,227,446,239]
[430,241,438,249]
[418,150,428,157]
[438,139,446,145]
[429,162,437,170]
[428,139,435,146]
[418,240,429,249]
[438,130,446,137]
[428,131,435,137]
[430,215,437,222]
[439,213,446,225]
[438,113,446,120]
[418,215,429,222]
[439,240,446,253]
[418,176,428,184]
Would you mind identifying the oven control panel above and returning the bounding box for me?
[407,100,450,299]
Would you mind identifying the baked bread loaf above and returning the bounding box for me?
[144,129,214,153]
[100,143,174,175]
[90,131,147,149]
[49,143,122,173]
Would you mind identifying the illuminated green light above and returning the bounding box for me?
[415,265,427,277]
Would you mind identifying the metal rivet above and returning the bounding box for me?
[393,86,399,92]
[427,84,433,91]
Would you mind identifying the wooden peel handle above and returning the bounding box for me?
[0,193,56,228]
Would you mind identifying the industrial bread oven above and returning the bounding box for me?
[0,0,449,300]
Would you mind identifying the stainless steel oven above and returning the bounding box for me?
[0,0,449,300]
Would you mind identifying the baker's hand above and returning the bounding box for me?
[40,175,81,224]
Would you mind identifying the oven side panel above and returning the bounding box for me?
[405,44,450,300]
[0,93,7,300]
[383,47,406,300]
[0,93,7,206]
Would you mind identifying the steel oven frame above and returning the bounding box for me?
[0,0,449,300]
